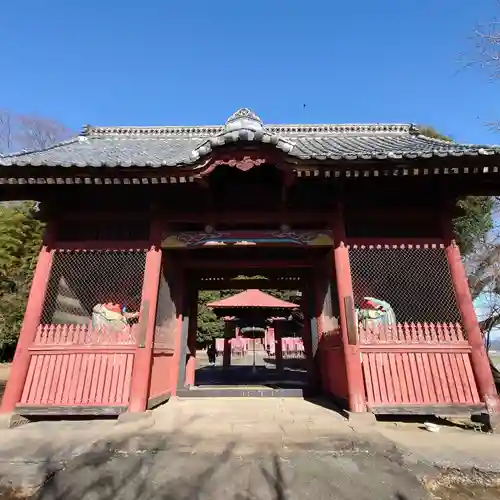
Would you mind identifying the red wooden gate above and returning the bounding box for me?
[19,324,137,411]
[359,322,481,411]
[318,330,348,401]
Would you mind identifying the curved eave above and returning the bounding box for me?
[0,158,203,169]
[190,129,295,161]
[291,148,500,162]
[1,147,499,169]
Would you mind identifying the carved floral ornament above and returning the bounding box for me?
[191,149,296,187]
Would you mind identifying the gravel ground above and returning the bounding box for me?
[425,469,500,499]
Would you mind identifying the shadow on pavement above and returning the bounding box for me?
[0,416,430,500]
[24,439,419,500]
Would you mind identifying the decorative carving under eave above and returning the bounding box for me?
[205,155,268,174]
[192,150,296,187]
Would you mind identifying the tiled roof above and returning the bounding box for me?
[1,108,499,168]
[207,289,298,309]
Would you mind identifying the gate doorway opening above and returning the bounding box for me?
[175,246,331,398]
[194,288,307,396]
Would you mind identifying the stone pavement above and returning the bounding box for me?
[0,398,499,499]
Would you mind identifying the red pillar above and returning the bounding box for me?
[300,290,315,385]
[170,269,185,396]
[223,322,232,368]
[274,321,284,373]
[441,211,500,414]
[1,227,55,413]
[185,291,198,387]
[332,202,365,413]
[128,220,163,413]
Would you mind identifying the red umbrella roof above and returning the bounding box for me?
[207,289,298,309]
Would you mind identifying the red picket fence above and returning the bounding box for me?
[359,322,480,408]
[34,323,137,345]
[20,324,137,409]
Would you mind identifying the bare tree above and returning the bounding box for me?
[466,200,500,330]
[462,198,500,385]
[472,3,500,80]
[15,114,72,151]
[0,110,13,153]
[0,110,72,155]
[465,12,500,367]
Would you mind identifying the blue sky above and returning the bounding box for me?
[1,0,500,144]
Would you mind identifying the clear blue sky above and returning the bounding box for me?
[1,0,500,145]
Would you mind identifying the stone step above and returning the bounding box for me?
[177,386,304,398]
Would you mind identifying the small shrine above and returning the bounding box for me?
[207,289,301,374]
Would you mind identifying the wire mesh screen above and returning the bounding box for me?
[349,245,460,324]
[154,265,180,350]
[41,250,146,325]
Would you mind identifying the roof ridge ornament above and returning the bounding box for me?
[408,124,420,135]
[224,108,264,133]
[82,122,414,138]
[189,107,294,161]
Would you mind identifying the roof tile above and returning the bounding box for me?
[207,289,298,309]
[1,108,499,168]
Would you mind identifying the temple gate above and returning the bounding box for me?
[0,108,498,428]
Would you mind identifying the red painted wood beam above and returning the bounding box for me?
[223,323,233,368]
[182,259,313,269]
[170,269,185,396]
[185,290,198,387]
[55,240,151,251]
[56,208,440,224]
[128,219,163,413]
[441,210,500,414]
[347,238,445,246]
[274,322,284,373]
[1,224,55,413]
[194,280,305,290]
[332,202,366,413]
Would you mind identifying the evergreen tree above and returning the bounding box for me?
[196,291,225,345]
[0,111,69,360]
[0,202,44,358]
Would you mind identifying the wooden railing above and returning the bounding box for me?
[359,322,466,345]
[20,324,138,408]
[358,322,480,408]
[34,323,138,346]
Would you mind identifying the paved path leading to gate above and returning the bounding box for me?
[1,398,500,499]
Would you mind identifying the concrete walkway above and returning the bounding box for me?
[0,398,499,499]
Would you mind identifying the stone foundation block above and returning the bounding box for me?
[346,411,377,427]
[479,411,500,433]
[116,410,154,426]
[0,413,30,429]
